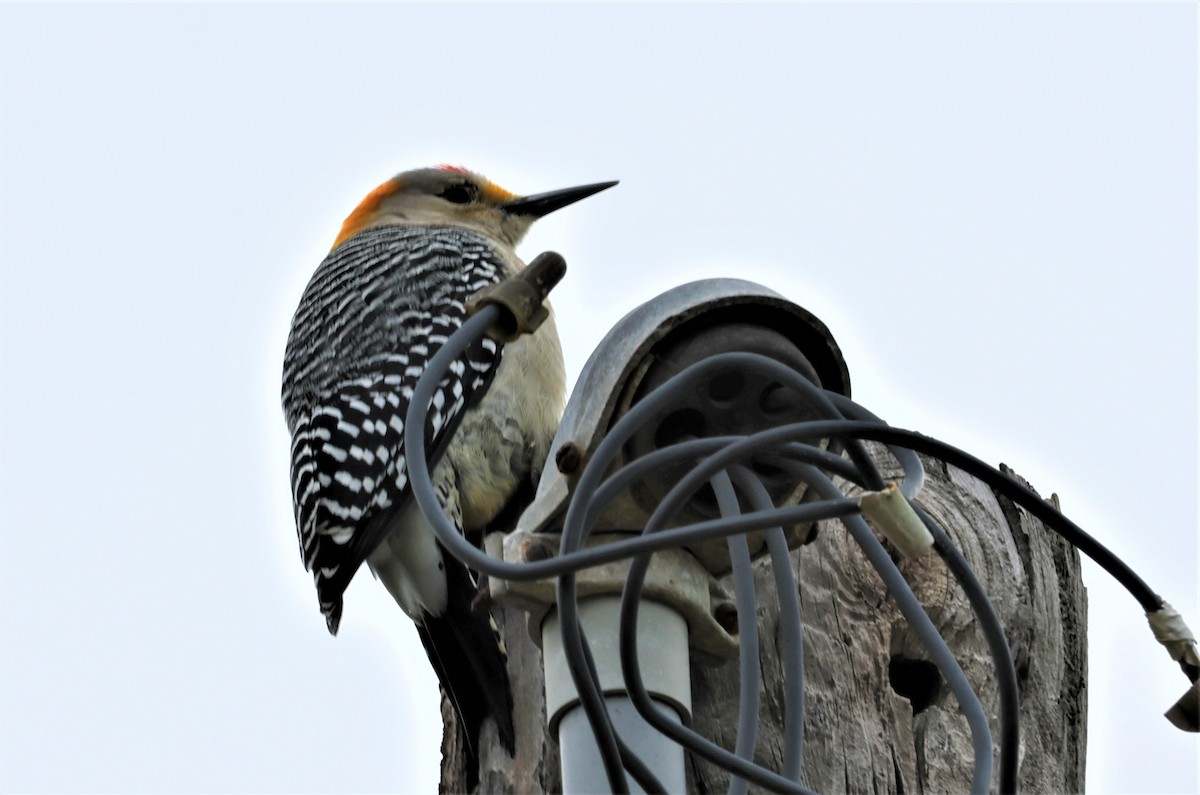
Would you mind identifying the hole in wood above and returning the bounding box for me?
[888,655,943,714]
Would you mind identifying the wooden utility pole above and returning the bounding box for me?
[438,444,1087,794]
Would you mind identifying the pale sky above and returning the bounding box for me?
[1,2,1196,794]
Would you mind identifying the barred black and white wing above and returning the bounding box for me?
[282,225,504,634]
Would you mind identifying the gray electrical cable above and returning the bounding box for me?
[554,566,634,793]
[730,466,806,783]
[711,471,762,795]
[917,505,1020,795]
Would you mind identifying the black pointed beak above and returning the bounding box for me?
[501,180,619,218]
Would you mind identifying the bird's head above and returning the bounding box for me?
[331,165,617,251]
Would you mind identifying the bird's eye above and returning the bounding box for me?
[439,183,477,204]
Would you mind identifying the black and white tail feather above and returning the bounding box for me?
[282,224,516,781]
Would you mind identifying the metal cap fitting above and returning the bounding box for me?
[518,278,850,574]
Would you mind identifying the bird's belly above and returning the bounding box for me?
[441,319,565,530]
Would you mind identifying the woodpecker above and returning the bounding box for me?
[282,165,616,784]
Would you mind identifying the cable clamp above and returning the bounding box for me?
[466,251,567,342]
[858,482,934,558]
[1147,602,1200,732]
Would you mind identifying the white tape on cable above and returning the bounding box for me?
[1147,602,1200,732]
[858,482,933,558]
[1147,602,1200,667]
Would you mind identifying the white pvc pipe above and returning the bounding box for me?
[558,697,685,794]
[542,596,691,794]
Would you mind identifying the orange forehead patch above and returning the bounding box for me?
[331,178,402,251]
[480,181,517,203]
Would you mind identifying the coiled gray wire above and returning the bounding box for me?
[403,303,1180,795]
